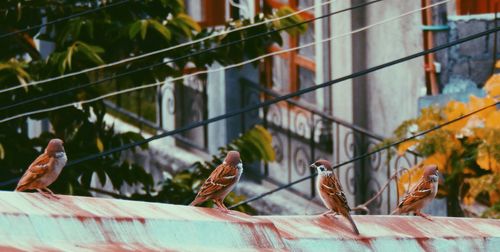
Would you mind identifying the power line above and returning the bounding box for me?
[0,0,383,112]
[228,100,500,209]
[0,0,131,39]
[0,22,497,187]
[0,178,19,187]
[0,0,338,94]
[60,25,500,167]
[0,0,448,122]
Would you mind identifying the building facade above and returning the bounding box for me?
[98,0,498,215]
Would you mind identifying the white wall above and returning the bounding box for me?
[361,0,425,134]
[329,0,426,213]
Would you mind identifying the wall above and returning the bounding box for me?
[328,0,425,212]
[355,0,425,135]
[435,14,500,89]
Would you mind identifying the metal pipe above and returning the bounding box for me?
[422,0,440,95]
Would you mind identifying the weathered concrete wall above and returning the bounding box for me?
[435,17,499,88]
[336,0,426,212]
[355,0,425,135]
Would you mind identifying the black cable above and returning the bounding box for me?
[229,100,500,209]
[0,0,383,112]
[65,25,500,166]
[1,25,499,187]
[0,178,19,187]
[0,0,131,39]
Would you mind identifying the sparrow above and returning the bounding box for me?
[15,139,67,199]
[391,164,439,220]
[311,160,360,235]
[190,151,243,213]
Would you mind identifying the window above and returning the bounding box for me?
[456,0,500,15]
[263,0,317,104]
[185,0,227,27]
[186,0,263,27]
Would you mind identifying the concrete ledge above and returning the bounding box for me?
[265,215,500,251]
[0,191,499,251]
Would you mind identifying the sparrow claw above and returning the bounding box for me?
[36,189,53,199]
[214,200,231,214]
[415,211,432,221]
[217,208,231,214]
[44,188,60,199]
[37,188,59,200]
[321,210,338,218]
[49,193,60,200]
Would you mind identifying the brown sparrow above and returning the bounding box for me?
[190,151,243,213]
[391,164,439,220]
[15,139,67,199]
[311,160,360,235]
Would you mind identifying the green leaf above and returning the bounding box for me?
[239,125,275,162]
[140,20,148,40]
[83,19,94,39]
[176,13,201,33]
[0,59,30,90]
[96,137,104,152]
[56,41,104,73]
[76,42,105,66]
[275,6,307,35]
[129,20,142,39]
[149,20,172,41]
[64,43,75,70]
[0,143,4,160]
[129,19,150,40]
[119,132,148,150]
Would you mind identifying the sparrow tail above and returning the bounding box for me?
[390,208,400,215]
[345,213,360,235]
[189,197,205,206]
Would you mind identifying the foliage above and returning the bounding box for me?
[0,0,302,207]
[393,75,500,217]
[126,125,276,214]
[482,202,500,218]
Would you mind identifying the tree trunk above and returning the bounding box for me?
[447,177,465,217]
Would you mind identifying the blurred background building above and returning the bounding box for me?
[25,0,500,215]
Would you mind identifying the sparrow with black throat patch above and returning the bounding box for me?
[15,139,67,199]
[311,159,360,235]
[190,151,243,213]
[391,164,439,220]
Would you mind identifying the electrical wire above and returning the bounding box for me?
[0,178,19,187]
[0,0,337,94]
[0,0,131,39]
[228,100,500,209]
[0,0,449,123]
[61,25,500,167]
[0,0,383,112]
[0,25,497,188]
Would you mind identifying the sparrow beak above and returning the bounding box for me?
[437,170,445,183]
[310,163,317,169]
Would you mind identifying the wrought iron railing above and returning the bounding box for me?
[239,78,421,214]
[104,74,420,214]
[106,74,209,152]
